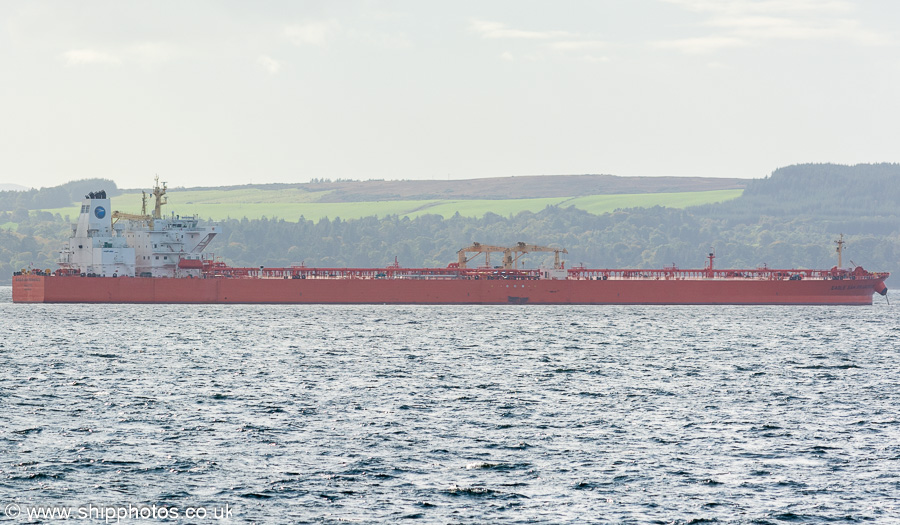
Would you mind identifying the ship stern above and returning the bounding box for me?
[12,274,46,303]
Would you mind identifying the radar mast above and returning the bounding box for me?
[152,176,167,219]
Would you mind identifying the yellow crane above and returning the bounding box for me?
[457,242,567,269]
[507,242,568,270]
[111,211,152,224]
[457,242,510,268]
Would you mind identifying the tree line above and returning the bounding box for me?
[0,179,120,212]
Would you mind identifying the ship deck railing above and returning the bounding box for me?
[195,264,888,282]
[568,268,888,281]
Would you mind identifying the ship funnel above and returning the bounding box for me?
[75,190,112,238]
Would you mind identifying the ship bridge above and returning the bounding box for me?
[59,178,217,278]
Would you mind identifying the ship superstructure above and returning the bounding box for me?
[57,179,217,278]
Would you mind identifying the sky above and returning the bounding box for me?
[2,0,899,189]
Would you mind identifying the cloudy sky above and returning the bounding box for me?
[2,0,898,189]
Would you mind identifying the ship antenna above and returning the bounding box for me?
[834,234,845,269]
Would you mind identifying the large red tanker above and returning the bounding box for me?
[10,183,890,305]
[12,255,890,305]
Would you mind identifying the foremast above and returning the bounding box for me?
[835,234,845,269]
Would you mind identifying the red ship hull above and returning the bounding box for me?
[12,273,888,305]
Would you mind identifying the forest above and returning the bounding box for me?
[1,163,898,284]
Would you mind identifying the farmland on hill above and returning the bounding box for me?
[178,174,747,201]
[25,174,744,222]
[39,188,744,222]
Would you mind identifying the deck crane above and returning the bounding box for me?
[457,242,511,268]
[507,242,568,270]
[457,242,568,269]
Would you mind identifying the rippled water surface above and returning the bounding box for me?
[1,286,898,523]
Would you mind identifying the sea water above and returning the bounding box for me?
[1,286,897,523]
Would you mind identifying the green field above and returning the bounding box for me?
[39,188,743,222]
[562,190,743,214]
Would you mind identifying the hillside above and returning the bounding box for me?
[24,174,746,223]
[178,174,746,202]
[38,188,743,223]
